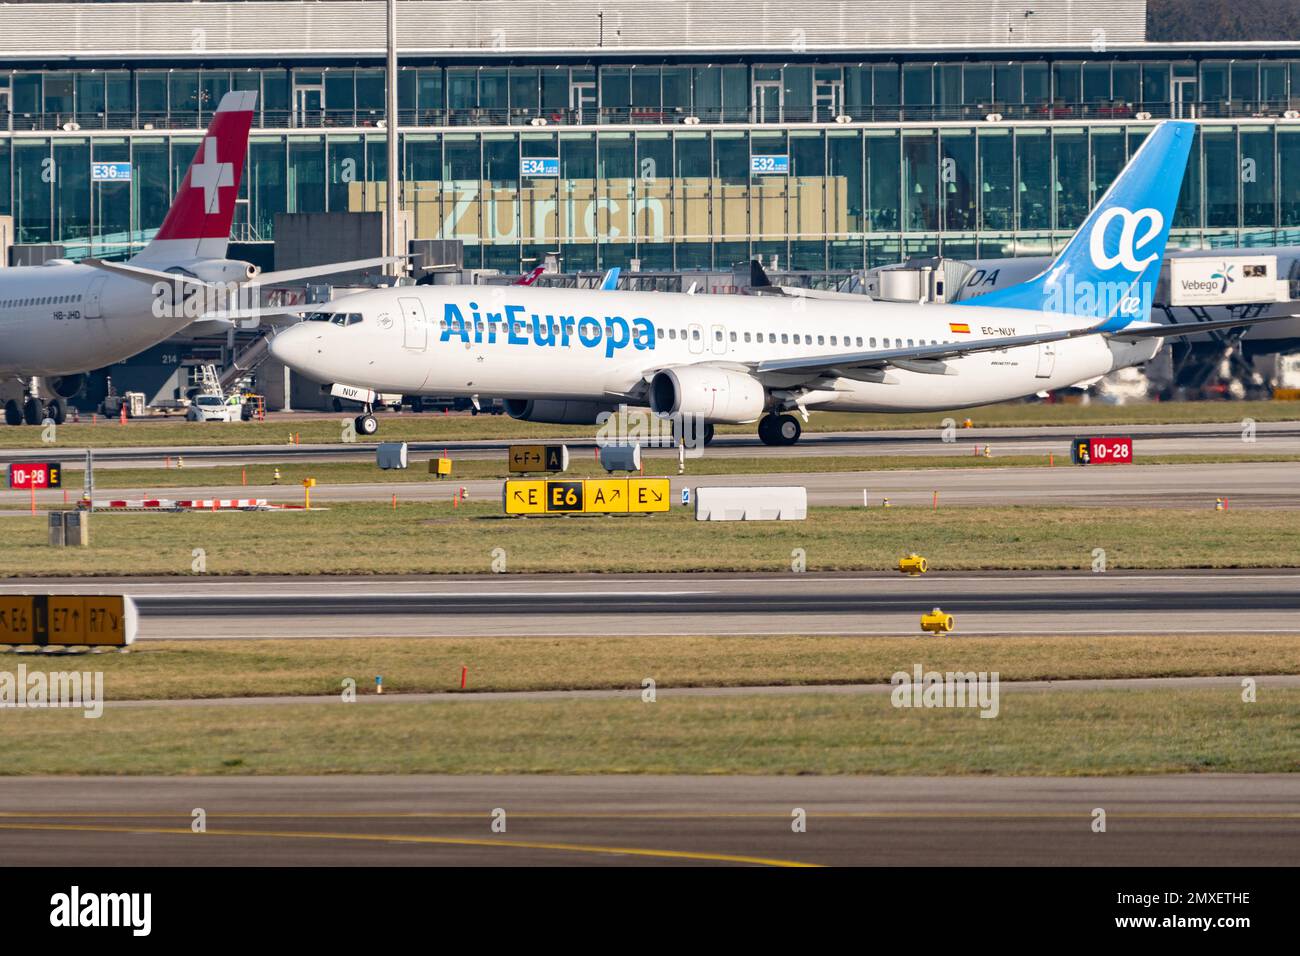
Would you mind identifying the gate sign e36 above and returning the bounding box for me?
[91,162,132,182]
[8,462,62,489]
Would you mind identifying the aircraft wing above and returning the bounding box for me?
[752,326,1096,380]
[1105,315,1292,341]
[81,258,215,290]
[82,256,404,289]
[751,313,1294,383]
[251,257,406,286]
[198,305,310,322]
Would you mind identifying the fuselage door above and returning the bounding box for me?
[400,296,427,351]
[84,275,108,319]
[1035,324,1056,378]
[710,324,727,355]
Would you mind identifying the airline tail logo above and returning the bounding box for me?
[952,120,1194,328]
[189,137,235,214]
[1088,207,1164,273]
[136,90,256,262]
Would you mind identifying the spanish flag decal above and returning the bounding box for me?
[949,322,971,334]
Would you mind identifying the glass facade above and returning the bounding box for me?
[3,54,1300,267]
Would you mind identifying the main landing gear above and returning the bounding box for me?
[757,413,801,447]
[3,396,65,426]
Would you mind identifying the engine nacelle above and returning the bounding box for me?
[504,399,620,425]
[189,259,260,284]
[47,374,86,399]
[649,366,767,424]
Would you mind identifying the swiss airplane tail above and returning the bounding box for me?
[132,90,257,266]
[956,120,1194,331]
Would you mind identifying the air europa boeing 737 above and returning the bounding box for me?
[1,91,395,427]
[270,121,1287,445]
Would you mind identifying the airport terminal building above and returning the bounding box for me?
[0,0,1299,276]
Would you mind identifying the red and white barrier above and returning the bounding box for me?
[87,498,271,512]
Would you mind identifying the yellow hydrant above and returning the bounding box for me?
[898,554,928,575]
[272,467,281,484]
[920,607,955,634]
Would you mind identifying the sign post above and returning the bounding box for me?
[8,461,62,514]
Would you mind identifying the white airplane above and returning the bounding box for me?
[0,90,395,426]
[269,120,1288,445]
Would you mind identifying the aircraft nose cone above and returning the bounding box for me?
[269,326,314,371]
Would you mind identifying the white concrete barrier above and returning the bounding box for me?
[694,486,807,521]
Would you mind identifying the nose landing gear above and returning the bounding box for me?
[757,413,802,446]
[354,407,379,436]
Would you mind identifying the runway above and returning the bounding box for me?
[4,570,1298,637]
[10,419,1300,469]
[0,774,1294,866]
[3,459,1298,509]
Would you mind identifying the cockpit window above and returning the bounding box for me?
[306,311,362,325]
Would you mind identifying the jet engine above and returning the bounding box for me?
[648,366,767,423]
[47,374,86,399]
[188,259,260,284]
[504,399,621,425]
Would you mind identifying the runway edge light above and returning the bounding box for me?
[921,607,954,634]
[898,554,928,575]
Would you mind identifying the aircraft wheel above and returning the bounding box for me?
[23,396,43,425]
[773,414,802,446]
[757,415,781,446]
[3,400,21,426]
[46,399,66,425]
[703,423,715,446]
[356,414,379,436]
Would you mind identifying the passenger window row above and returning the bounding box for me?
[649,327,954,350]
[1,293,84,309]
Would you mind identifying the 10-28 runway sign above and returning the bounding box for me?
[7,462,62,489]
[1071,437,1134,465]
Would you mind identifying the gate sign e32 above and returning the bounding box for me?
[91,162,132,182]
[750,154,790,175]
[8,462,62,489]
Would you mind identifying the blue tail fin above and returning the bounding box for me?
[956,120,1194,331]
